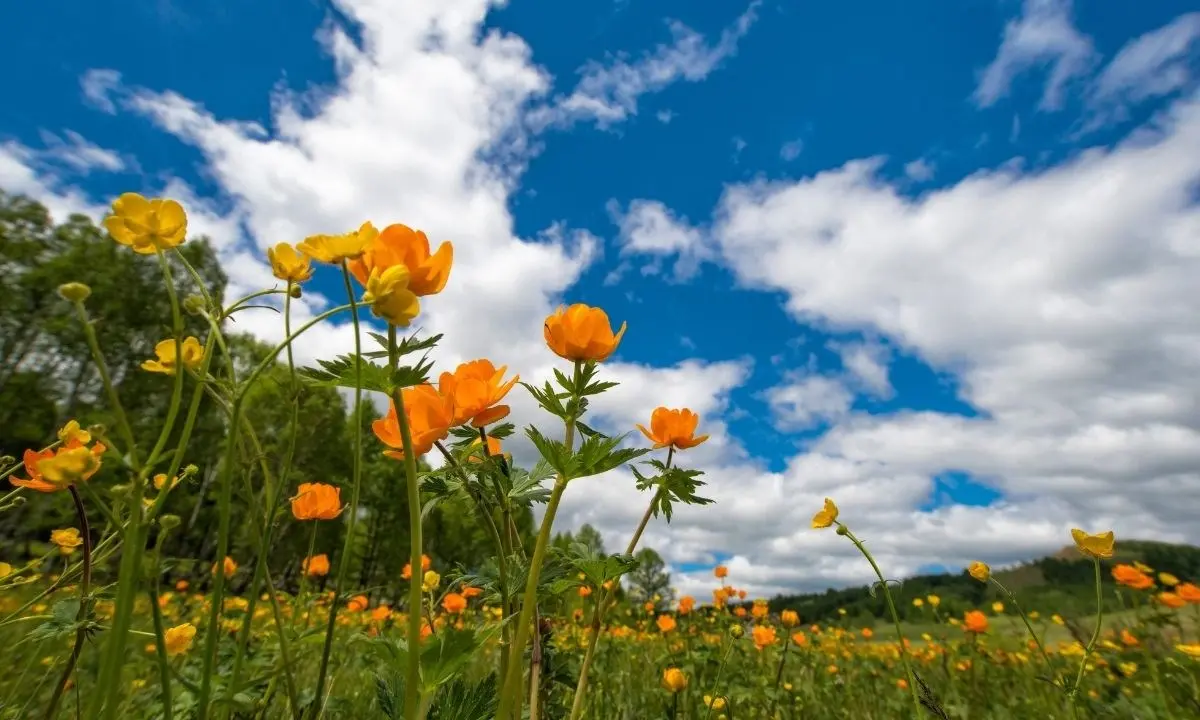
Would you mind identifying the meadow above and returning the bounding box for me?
[2,190,1199,719]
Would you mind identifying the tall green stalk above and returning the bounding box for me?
[1068,558,1104,719]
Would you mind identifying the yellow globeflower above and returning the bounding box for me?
[57,420,91,447]
[1071,528,1115,559]
[422,570,441,593]
[142,337,205,375]
[104,192,188,254]
[811,498,839,529]
[968,562,990,583]
[51,528,84,555]
[1158,572,1179,587]
[267,242,313,283]
[1175,644,1200,658]
[362,265,420,327]
[164,623,197,655]
[298,222,378,264]
[662,667,687,693]
[0,562,13,579]
[38,446,104,487]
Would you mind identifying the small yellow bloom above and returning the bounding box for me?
[703,695,726,710]
[1071,528,1115,559]
[662,667,687,693]
[1158,572,1179,587]
[422,570,441,593]
[38,446,104,487]
[1052,614,1064,625]
[968,561,990,582]
[1118,661,1138,677]
[57,420,91,447]
[104,192,188,254]
[153,473,179,491]
[992,601,1004,614]
[267,242,314,283]
[362,265,421,327]
[912,598,924,608]
[164,623,197,655]
[1175,644,1200,658]
[811,497,839,529]
[0,562,13,579]
[298,222,378,264]
[142,337,205,375]
[51,528,84,555]
[212,556,238,579]
[926,594,941,607]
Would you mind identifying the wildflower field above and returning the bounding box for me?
[2,190,1200,720]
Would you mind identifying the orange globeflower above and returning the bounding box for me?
[10,448,58,493]
[543,304,626,363]
[347,595,369,612]
[752,625,777,650]
[371,605,392,622]
[963,610,989,634]
[372,384,454,459]
[461,586,484,599]
[637,407,709,450]
[656,614,678,633]
[1158,592,1186,609]
[714,565,729,580]
[442,592,468,614]
[578,585,593,598]
[1112,564,1155,590]
[303,554,330,577]
[212,556,238,579]
[1177,583,1200,603]
[678,596,696,615]
[781,610,799,628]
[438,359,519,427]
[347,223,453,297]
[291,483,343,520]
[402,554,432,580]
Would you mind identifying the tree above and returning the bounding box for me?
[626,547,673,611]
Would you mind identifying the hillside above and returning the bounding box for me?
[764,539,1200,624]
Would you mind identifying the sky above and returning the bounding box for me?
[3,0,1200,599]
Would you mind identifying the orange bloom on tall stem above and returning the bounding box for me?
[347,223,453,296]
[1112,564,1155,590]
[543,304,626,362]
[372,384,454,459]
[438,359,518,427]
[442,593,467,614]
[291,483,344,520]
[1177,583,1200,603]
[963,610,989,634]
[303,554,330,577]
[637,407,709,450]
[402,554,432,580]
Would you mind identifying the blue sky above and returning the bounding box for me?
[4,0,1200,596]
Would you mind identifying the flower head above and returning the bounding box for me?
[164,623,197,655]
[362,265,421,327]
[714,565,729,579]
[104,192,187,254]
[57,420,91,447]
[373,385,454,459]
[968,562,990,583]
[298,222,378,264]
[1112,564,1154,590]
[963,610,989,634]
[142,337,205,375]
[662,667,687,693]
[1159,591,1185,609]
[51,528,83,555]
[439,360,519,427]
[291,483,344,521]
[678,596,696,615]
[1159,572,1179,587]
[422,570,441,593]
[402,555,432,580]
[637,407,709,450]
[267,243,313,283]
[0,562,12,579]
[752,625,777,650]
[442,593,467,614]
[1177,582,1200,603]
[656,614,677,633]
[34,444,106,489]
[811,498,839,529]
[347,223,453,296]
[213,556,238,579]
[303,554,330,577]
[1071,528,1115,559]
[543,304,626,362]
[347,595,369,612]
[781,609,799,628]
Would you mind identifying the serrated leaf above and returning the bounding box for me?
[428,676,499,720]
[300,354,393,394]
[525,426,571,476]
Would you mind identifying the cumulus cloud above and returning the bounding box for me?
[1090,13,1200,119]
[975,0,1097,110]
[765,375,854,431]
[608,199,710,281]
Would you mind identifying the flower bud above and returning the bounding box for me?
[57,282,92,303]
[728,623,745,639]
[159,514,182,531]
[0,455,14,470]
[183,464,200,477]
[182,295,207,315]
[288,284,303,299]
[835,525,849,536]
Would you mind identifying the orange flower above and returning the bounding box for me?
[438,360,519,427]
[402,554,432,580]
[714,565,729,579]
[752,625,777,650]
[373,384,454,459]
[656,614,677,633]
[791,631,808,647]
[461,586,484,599]
[543,304,626,362]
[1158,592,1186,609]
[212,556,238,579]
[1177,583,1200,603]
[371,604,392,622]
[781,610,799,628]
[1112,564,1154,590]
[1120,629,1139,647]
[291,483,343,520]
[861,627,874,639]
[467,436,506,464]
[347,595,369,612]
[347,223,453,296]
[637,407,709,450]
[442,593,468,614]
[175,580,190,592]
[678,596,695,615]
[9,448,57,493]
[303,554,330,577]
[751,599,769,619]
[963,610,989,634]
[734,607,747,618]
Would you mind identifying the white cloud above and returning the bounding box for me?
[731,135,747,163]
[903,157,934,182]
[656,109,675,124]
[38,130,125,173]
[80,69,121,114]
[609,199,710,281]
[834,340,892,397]
[975,0,1097,110]
[530,2,759,129]
[1091,13,1200,114]
[765,374,853,430]
[780,138,803,162]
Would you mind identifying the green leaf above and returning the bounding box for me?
[428,676,499,720]
[572,433,650,480]
[525,426,571,477]
[26,598,82,643]
[300,354,393,394]
[419,626,498,691]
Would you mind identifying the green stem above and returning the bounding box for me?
[395,386,425,718]
[44,485,92,720]
[148,530,175,720]
[768,633,791,716]
[311,265,365,718]
[840,523,922,718]
[990,577,1058,687]
[144,251,187,471]
[295,521,319,630]
[1068,558,1104,717]
[703,640,736,720]
[70,300,140,470]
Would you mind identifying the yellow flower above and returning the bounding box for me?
[968,562,990,582]
[780,609,799,628]
[267,243,313,283]
[57,420,91,447]
[422,570,441,593]
[1071,528,1115,559]
[37,445,104,488]
[362,265,420,327]
[0,562,13,579]
[1118,661,1138,677]
[104,192,188,254]
[703,695,726,710]
[811,498,839,529]
[1158,572,1179,587]
[912,598,924,608]
[153,473,179,491]
[51,528,83,555]
[992,601,1005,613]
[1051,614,1064,625]
[662,667,687,693]
[1175,644,1200,658]
[142,337,205,375]
[163,623,197,655]
[926,594,941,607]
[298,222,378,264]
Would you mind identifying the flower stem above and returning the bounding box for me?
[144,250,187,471]
[312,264,366,717]
[703,639,736,720]
[768,633,792,716]
[148,529,175,720]
[1068,558,1104,717]
[44,485,91,720]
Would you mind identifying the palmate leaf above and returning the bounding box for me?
[632,463,713,523]
[26,598,82,643]
[300,353,433,393]
[572,433,648,479]
[419,626,500,692]
[428,676,499,720]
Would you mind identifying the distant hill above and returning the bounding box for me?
[764,540,1200,625]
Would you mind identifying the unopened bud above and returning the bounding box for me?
[159,514,182,531]
[835,525,849,536]
[182,295,207,315]
[0,455,14,470]
[58,282,92,303]
[728,623,744,639]
[288,284,303,299]
[183,464,200,477]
